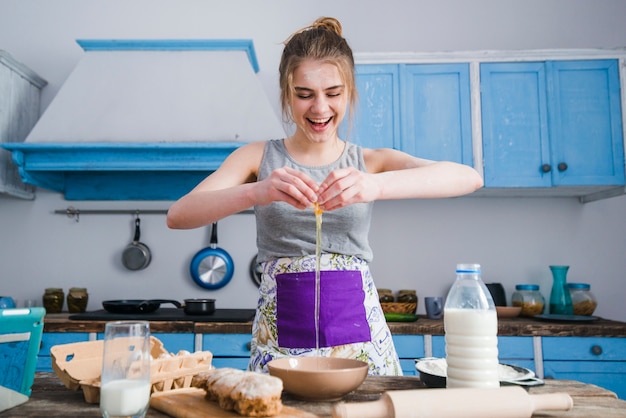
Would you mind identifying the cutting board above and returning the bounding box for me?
[150,388,319,418]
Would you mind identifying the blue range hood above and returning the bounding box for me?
[3,40,285,201]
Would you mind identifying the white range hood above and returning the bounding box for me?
[4,39,285,200]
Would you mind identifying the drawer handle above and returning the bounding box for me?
[591,345,603,355]
[245,341,252,351]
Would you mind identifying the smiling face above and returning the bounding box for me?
[289,59,349,144]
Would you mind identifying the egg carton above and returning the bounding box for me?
[50,336,213,403]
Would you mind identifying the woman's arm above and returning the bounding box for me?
[167,141,320,229]
[317,147,483,211]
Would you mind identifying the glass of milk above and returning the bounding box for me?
[100,321,151,418]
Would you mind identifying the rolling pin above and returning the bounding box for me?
[332,386,573,418]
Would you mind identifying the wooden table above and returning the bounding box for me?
[2,373,626,417]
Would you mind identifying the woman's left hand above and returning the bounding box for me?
[317,167,381,211]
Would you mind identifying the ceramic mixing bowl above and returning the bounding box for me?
[267,357,368,401]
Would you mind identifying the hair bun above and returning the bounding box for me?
[311,16,343,37]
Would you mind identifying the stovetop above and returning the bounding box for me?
[69,308,256,322]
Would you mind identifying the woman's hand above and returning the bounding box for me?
[256,166,320,209]
[317,167,381,211]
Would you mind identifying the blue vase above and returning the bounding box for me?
[549,265,573,315]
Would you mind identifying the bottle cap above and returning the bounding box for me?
[567,283,590,290]
[515,284,540,291]
[456,263,481,274]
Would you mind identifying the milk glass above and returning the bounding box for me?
[100,321,151,418]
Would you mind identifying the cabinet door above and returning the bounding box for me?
[202,334,251,370]
[344,64,400,150]
[543,336,626,400]
[401,63,473,164]
[547,60,625,186]
[392,334,424,376]
[481,62,552,187]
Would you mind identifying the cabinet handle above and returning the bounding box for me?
[591,345,603,355]
[541,164,551,173]
[557,162,568,172]
[245,341,252,351]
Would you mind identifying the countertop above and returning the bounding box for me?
[43,313,626,337]
[2,372,626,417]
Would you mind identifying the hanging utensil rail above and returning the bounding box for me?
[54,206,252,222]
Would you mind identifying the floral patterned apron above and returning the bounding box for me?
[247,253,402,376]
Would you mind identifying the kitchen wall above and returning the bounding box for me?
[1,0,626,321]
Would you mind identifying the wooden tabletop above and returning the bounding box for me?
[2,373,625,417]
[43,313,626,337]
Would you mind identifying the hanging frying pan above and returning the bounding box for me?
[189,222,234,290]
[122,215,152,271]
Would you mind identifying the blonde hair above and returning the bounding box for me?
[279,17,357,124]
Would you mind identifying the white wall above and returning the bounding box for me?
[1,0,626,320]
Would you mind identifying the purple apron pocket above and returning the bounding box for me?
[276,270,370,348]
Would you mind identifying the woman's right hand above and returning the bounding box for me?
[255,166,319,209]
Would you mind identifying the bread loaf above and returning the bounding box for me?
[192,367,283,417]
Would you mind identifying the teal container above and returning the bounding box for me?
[549,265,573,315]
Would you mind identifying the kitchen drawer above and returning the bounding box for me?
[392,335,424,376]
[202,333,251,357]
[543,337,626,361]
[37,332,91,372]
[152,332,195,353]
[543,360,626,400]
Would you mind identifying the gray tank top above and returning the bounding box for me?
[255,139,373,263]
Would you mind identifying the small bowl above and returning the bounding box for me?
[267,357,368,401]
[496,306,522,318]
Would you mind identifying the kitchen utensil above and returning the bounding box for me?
[0,296,16,309]
[102,299,182,314]
[150,387,318,418]
[189,222,234,290]
[249,254,262,287]
[497,306,522,318]
[425,296,443,319]
[102,299,216,316]
[415,357,544,387]
[122,215,152,271]
[182,299,215,315]
[486,282,507,306]
[267,357,368,401]
[100,321,151,418]
[332,386,573,418]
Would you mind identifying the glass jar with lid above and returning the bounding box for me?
[567,283,597,316]
[511,284,545,316]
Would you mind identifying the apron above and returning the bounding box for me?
[247,254,402,376]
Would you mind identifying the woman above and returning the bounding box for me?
[167,17,483,375]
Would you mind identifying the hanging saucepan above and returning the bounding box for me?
[249,253,263,287]
[122,215,152,271]
[189,222,234,290]
[102,298,216,315]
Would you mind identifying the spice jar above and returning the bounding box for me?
[511,284,545,316]
[67,287,89,313]
[397,290,418,304]
[568,283,597,316]
[42,288,65,313]
[377,288,394,303]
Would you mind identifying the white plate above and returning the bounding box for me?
[415,357,544,387]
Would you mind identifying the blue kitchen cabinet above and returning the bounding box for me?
[346,63,472,164]
[392,334,424,376]
[202,333,251,370]
[481,59,624,188]
[400,64,473,164]
[345,64,400,150]
[543,336,626,400]
[150,332,195,354]
[37,332,91,372]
